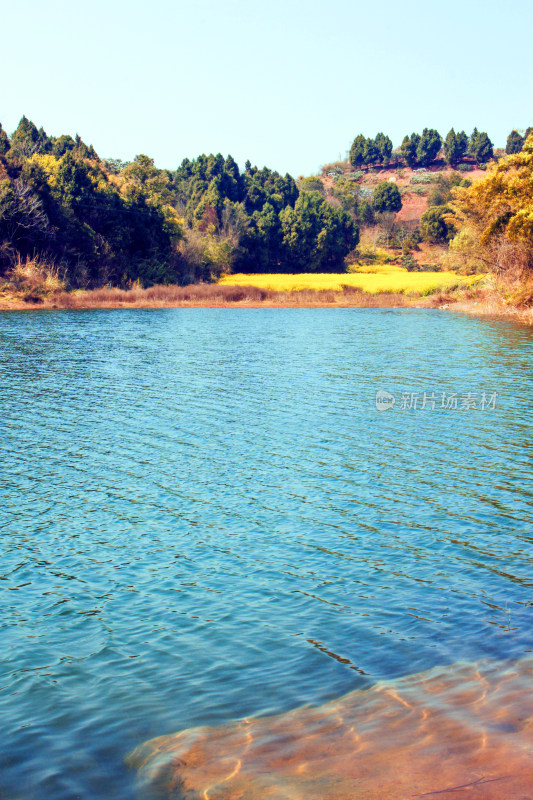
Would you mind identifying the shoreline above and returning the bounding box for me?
[0,288,532,325]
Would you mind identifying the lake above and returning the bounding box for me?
[1,308,532,799]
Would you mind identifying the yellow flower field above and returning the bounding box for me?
[219,266,484,295]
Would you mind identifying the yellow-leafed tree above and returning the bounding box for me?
[447,135,533,276]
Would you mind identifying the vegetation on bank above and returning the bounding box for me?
[4,273,532,326]
[0,117,357,291]
[8,283,413,310]
[445,136,533,306]
[1,115,532,312]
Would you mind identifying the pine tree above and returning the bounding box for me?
[0,123,10,155]
[349,135,366,168]
[506,130,524,154]
[416,129,442,167]
[363,138,379,166]
[456,131,468,161]
[444,129,460,165]
[400,134,420,167]
[470,130,493,165]
[375,132,393,165]
[10,116,42,157]
[468,128,479,158]
[52,134,76,158]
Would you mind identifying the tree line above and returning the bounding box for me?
[2,115,530,292]
[348,126,533,170]
[174,154,357,276]
[0,117,358,288]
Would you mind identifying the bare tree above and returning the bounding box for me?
[1,179,51,242]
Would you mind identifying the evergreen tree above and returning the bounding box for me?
[37,127,51,153]
[363,137,379,166]
[244,178,267,213]
[416,129,442,166]
[506,130,524,154]
[206,153,225,181]
[52,135,76,157]
[280,191,357,272]
[349,134,366,168]
[421,206,450,243]
[468,128,479,158]
[357,200,375,226]
[375,132,393,165]
[470,130,493,165]
[476,132,494,164]
[10,116,42,158]
[400,134,420,167]
[371,181,402,213]
[195,179,224,227]
[277,174,298,207]
[456,131,469,161]
[444,129,461,165]
[72,134,97,160]
[0,123,10,155]
[219,155,242,202]
[54,152,94,209]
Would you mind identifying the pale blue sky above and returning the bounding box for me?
[2,0,532,176]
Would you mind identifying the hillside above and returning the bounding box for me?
[296,157,487,271]
[319,159,485,224]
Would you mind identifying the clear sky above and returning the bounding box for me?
[2,0,532,176]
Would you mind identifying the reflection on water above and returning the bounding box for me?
[131,657,533,800]
[0,308,533,799]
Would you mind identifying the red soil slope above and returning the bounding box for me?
[320,161,486,226]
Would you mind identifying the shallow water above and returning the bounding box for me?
[1,308,532,799]
[131,657,533,799]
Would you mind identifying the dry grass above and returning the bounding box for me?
[510,281,533,309]
[54,284,274,307]
[45,282,411,309]
[8,255,66,300]
[424,282,533,324]
[2,280,532,323]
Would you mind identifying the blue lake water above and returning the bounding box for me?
[1,308,532,799]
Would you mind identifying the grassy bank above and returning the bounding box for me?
[0,282,416,310]
[1,265,531,324]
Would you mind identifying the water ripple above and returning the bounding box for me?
[0,308,532,799]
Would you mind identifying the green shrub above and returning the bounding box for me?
[401,253,418,271]
[411,173,432,184]
[372,181,402,213]
[421,206,451,243]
